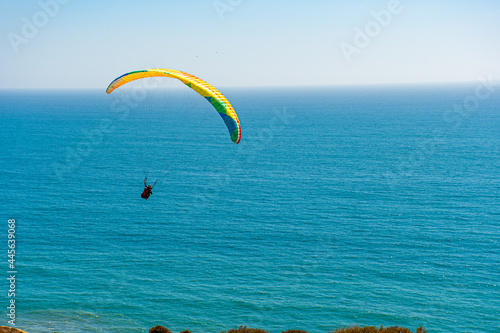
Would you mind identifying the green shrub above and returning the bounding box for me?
[332,326,426,333]
[149,326,173,333]
[221,326,269,333]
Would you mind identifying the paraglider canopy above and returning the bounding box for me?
[106,68,241,144]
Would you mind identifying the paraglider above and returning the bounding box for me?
[106,68,241,199]
[141,177,156,200]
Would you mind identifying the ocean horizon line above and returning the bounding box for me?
[0,80,492,92]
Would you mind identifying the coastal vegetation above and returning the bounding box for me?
[148,325,427,333]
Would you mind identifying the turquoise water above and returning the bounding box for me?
[1,85,499,333]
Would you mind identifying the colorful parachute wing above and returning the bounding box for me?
[106,69,241,144]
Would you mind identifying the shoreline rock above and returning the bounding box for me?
[0,327,30,333]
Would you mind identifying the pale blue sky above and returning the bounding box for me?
[1,0,499,88]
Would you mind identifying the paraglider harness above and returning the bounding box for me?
[141,177,157,200]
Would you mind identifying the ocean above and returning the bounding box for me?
[1,84,499,333]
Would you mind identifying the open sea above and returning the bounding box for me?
[1,84,499,333]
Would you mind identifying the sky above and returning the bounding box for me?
[1,0,499,89]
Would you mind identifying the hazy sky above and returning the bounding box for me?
[1,0,499,88]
